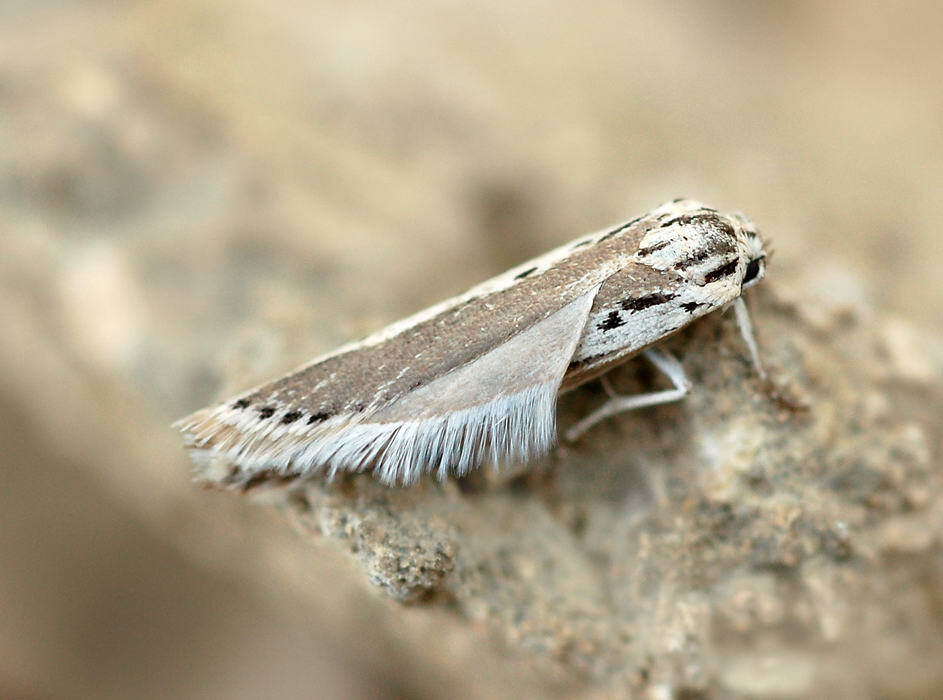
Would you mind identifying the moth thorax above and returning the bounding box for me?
[635,212,743,286]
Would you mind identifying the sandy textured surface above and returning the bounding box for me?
[2,1,942,698]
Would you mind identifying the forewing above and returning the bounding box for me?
[179,288,598,485]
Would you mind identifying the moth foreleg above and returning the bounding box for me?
[733,296,766,380]
[564,348,691,442]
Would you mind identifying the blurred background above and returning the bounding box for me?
[2,1,942,698]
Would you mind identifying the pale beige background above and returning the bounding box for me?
[2,1,942,698]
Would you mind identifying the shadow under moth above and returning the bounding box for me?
[175,199,768,487]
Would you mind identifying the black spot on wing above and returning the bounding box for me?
[281,411,302,424]
[599,216,643,242]
[681,301,707,313]
[621,292,678,312]
[672,249,711,269]
[232,398,250,410]
[514,266,539,280]
[637,239,672,257]
[307,411,332,424]
[597,311,626,331]
[662,211,735,237]
[704,259,739,283]
[257,406,275,419]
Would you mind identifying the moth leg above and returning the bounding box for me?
[733,296,767,380]
[565,348,691,441]
[600,374,620,398]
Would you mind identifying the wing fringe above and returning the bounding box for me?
[176,381,558,486]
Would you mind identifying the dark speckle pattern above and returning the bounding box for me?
[673,249,710,269]
[621,292,677,313]
[281,411,302,424]
[597,311,626,331]
[704,260,739,283]
[637,240,671,257]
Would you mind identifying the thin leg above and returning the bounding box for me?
[734,296,766,380]
[600,374,620,398]
[565,348,691,442]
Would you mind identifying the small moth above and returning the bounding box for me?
[176,199,768,487]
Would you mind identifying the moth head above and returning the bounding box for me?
[733,213,767,290]
[636,202,767,298]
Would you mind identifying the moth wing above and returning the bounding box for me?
[185,287,598,485]
[357,285,600,483]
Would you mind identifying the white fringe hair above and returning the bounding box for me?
[177,381,559,486]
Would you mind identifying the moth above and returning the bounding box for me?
[176,199,768,487]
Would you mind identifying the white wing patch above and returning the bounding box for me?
[179,287,599,485]
[575,302,692,363]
